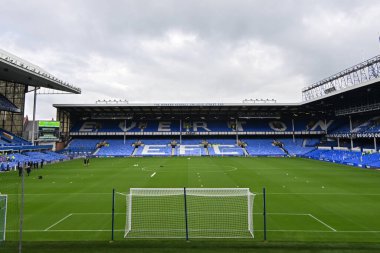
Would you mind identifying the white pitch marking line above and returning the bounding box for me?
[262,213,309,216]
[150,172,156,178]
[7,192,380,196]
[253,192,380,196]
[262,230,379,233]
[71,213,124,215]
[115,191,128,196]
[8,229,380,233]
[9,229,125,232]
[308,214,337,232]
[44,213,73,231]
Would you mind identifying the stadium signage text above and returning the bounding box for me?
[77,120,332,133]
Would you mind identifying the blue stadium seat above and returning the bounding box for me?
[244,139,285,156]
[278,138,316,155]
[97,140,135,157]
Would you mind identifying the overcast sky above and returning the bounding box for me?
[0,0,380,119]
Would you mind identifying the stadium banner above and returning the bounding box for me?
[38,121,60,128]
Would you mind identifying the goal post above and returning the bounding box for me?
[0,195,7,242]
[124,188,255,239]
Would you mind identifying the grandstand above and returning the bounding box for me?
[0,49,80,171]
[50,55,380,170]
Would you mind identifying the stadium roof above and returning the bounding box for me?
[55,78,380,119]
[54,102,327,120]
[302,55,380,102]
[0,49,81,94]
[302,78,380,114]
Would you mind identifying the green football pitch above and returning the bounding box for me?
[1,157,380,252]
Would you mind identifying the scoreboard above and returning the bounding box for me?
[38,121,60,141]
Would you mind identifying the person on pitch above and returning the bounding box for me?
[26,164,32,176]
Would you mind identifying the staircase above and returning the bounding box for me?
[275,140,290,156]
[242,147,249,157]
[131,147,138,156]
[205,147,210,156]
[280,146,290,156]
[93,148,101,155]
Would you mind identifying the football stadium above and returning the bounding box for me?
[0,47,380,253]
[1,1,380,252]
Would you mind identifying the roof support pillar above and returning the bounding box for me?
[31,87,38,145]
[179,119,182,145]
[235,118,239,145]
[349,116,353,150]
[374,137,377,151]
[124,119,126,145]
[292,118,295,143]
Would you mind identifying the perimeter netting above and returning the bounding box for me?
[125,188,255,239]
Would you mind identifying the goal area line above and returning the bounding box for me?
[24,211,338,235]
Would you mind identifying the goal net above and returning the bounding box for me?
[124,188,255,239]
[0,195,7,241]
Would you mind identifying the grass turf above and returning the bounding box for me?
[1,156,380,252]
[2,241,380,253]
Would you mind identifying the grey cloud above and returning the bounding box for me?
[1,0,380,119]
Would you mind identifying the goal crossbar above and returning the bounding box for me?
[125,188,255,239]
